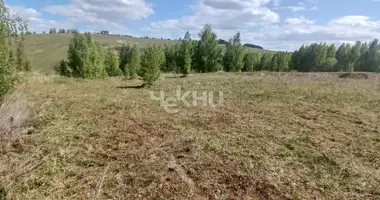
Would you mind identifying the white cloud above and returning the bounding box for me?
[8,5,41,18]
[44,0,154,22]
[146,0,279,33]
[30,0,155,34]
[285,16,314,25]
[42,0,153,34]
[287,6,306,12]
[329,16,380,29]
[28,17,74,32]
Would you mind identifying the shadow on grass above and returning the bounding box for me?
[165,75,187,79]
[116,83,147,89]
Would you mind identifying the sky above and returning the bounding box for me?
[6,0,380,51]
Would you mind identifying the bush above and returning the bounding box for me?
[54,59,72,76]
[67,32,107,79]
[140,44,165,85]
[105,49,122,77]
[118,44,132,75]
[129,45,141,78]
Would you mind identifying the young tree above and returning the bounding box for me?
[269,54,278,71]
[243,52,259,72]
[67,32,107,78]
[179,31,192,76]
[259,53,272,71]
[140,44,165,85]
[129,44,141,78]
[223,32,245,72]
[193,25,222,72]
[118,44,131,75]
[326,44,336,58]
[0,0,27,97]
[104,49,122,76]
[163,43,180,72]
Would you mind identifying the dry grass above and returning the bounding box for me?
[1,72,380,199]
[0,91,34,137]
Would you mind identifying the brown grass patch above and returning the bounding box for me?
[1,72,380,199]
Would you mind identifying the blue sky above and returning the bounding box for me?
[6,0,380,50]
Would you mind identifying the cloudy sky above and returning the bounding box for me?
[6,0,380,51]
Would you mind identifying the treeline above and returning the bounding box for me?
[48,28,79,34]
[162,26,291,73]
[55,32,165,85]
[55,24,380,86]
[291,40,380,72]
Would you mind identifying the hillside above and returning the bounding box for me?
[21,34,179,74]
[1,72,380,199]
[21,34,269,74]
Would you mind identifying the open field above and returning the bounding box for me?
[1,72,380,199]
[21,34,269,74]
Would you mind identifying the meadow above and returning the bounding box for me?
[1,72,380,199]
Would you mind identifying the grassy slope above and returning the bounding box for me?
[22,34,269,74]
[1,72,380,199]
[22,34,179,74]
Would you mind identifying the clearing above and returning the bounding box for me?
[1,72,380,199]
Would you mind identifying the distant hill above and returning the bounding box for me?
[218,39,229,45]
[243,43,264,50]
[20,34,179,74]
[219,39,264,50]
[20,34,270,73]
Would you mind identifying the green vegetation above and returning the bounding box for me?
[291,40,380,72]
[140,44,165,85]
[223,32,244,72]
[104,49,122,77]
[0,0,27,98]
[129,44,141,78]
[65,32,107,78]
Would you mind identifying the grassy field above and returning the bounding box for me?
[21,34,268,74]
[21,34,179,74]
[1,72,380,199]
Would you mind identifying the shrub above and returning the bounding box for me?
[54,59,71,76]
[140,44,165,85]
[129,45,141,78]
[118,44,132,76]
[67,32,107,79]
[105,49,122,77]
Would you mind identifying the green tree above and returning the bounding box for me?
[322,58,338,72]
[179,31,192,76]
[223,32,245,72]
[326,44,336,58]
[270,54,278,71]
[140,44,165,85]
[365,39,380,72]
[259,53,272,71]
[193,25,222,72]
[105,49,122,77]
[67,32,107,78]
[129,44,141,78]
[54,59,71,76]
[119,44,132,75]
[0,0,27,97]
[163,43,180,72]
[243,52,260,72]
